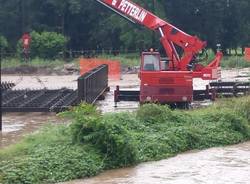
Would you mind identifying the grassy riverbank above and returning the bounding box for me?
[1,58,67,69]
[1,96,250,184]
[1,54,250,70]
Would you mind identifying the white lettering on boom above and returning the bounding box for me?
[117,0,147,22]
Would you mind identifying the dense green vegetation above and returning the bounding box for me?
[0,0,249,54]
[20,31,68,59]
[1,96,250,184]
[0,35,8,50]
[220,56,250,68]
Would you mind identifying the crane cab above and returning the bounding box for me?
[140,52,169,72]
[139,51,193,107]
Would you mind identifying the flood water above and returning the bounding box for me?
[64,142,250,184]
[0,113,66,148]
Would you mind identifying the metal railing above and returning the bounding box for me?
[78,64,108,104]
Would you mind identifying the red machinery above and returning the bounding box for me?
[96,0,223,107]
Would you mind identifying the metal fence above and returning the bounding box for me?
[2,89,78,113]
[1,65,109,114]
[78,64,109,104]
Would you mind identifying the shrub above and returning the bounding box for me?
[0,125,103,184]
[0,35,8,51]
[17,31,68,59]
[1,144,103,184]
[136,104,171,124]
[61,104,139,167]
[97,113,139,167]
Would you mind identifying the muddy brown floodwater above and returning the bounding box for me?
[63,142,250,184]
[0,113,67,148]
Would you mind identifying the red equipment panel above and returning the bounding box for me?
[140,71,193,103]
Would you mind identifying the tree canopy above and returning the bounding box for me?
[0,0,249,53]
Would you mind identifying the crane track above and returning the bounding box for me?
[114,81,250,103]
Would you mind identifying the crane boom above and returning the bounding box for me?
[95,0,223,106]
[96,0,222,74]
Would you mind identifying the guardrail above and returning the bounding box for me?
[78,64,109,104]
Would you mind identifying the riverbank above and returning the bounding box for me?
[0,96,250,184]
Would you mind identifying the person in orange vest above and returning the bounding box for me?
[245,48,250,61]
[21,32,31,62]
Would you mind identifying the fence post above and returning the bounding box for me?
[0,47,2,131]
[77,76,85,103]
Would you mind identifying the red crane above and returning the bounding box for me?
[96,0,223,107]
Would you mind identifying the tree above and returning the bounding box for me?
[0,0,249,53]
[0,35,8,49]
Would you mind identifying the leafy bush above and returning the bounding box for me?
[0,125,103,184]
[136,104,171,124]
[1,145,103,184]
[0,35,8,53]
[17,31,68,59]
[62,104,139,167]
[62,104,101,143]
[234,97,250,122]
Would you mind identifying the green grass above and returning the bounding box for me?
[99,52,250,69]
[1,53,250,70]
[0,57,81,69]
[98,53,140,68]
[197,50,250,69]
[1,96,250,184]
[221,56,250,68]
